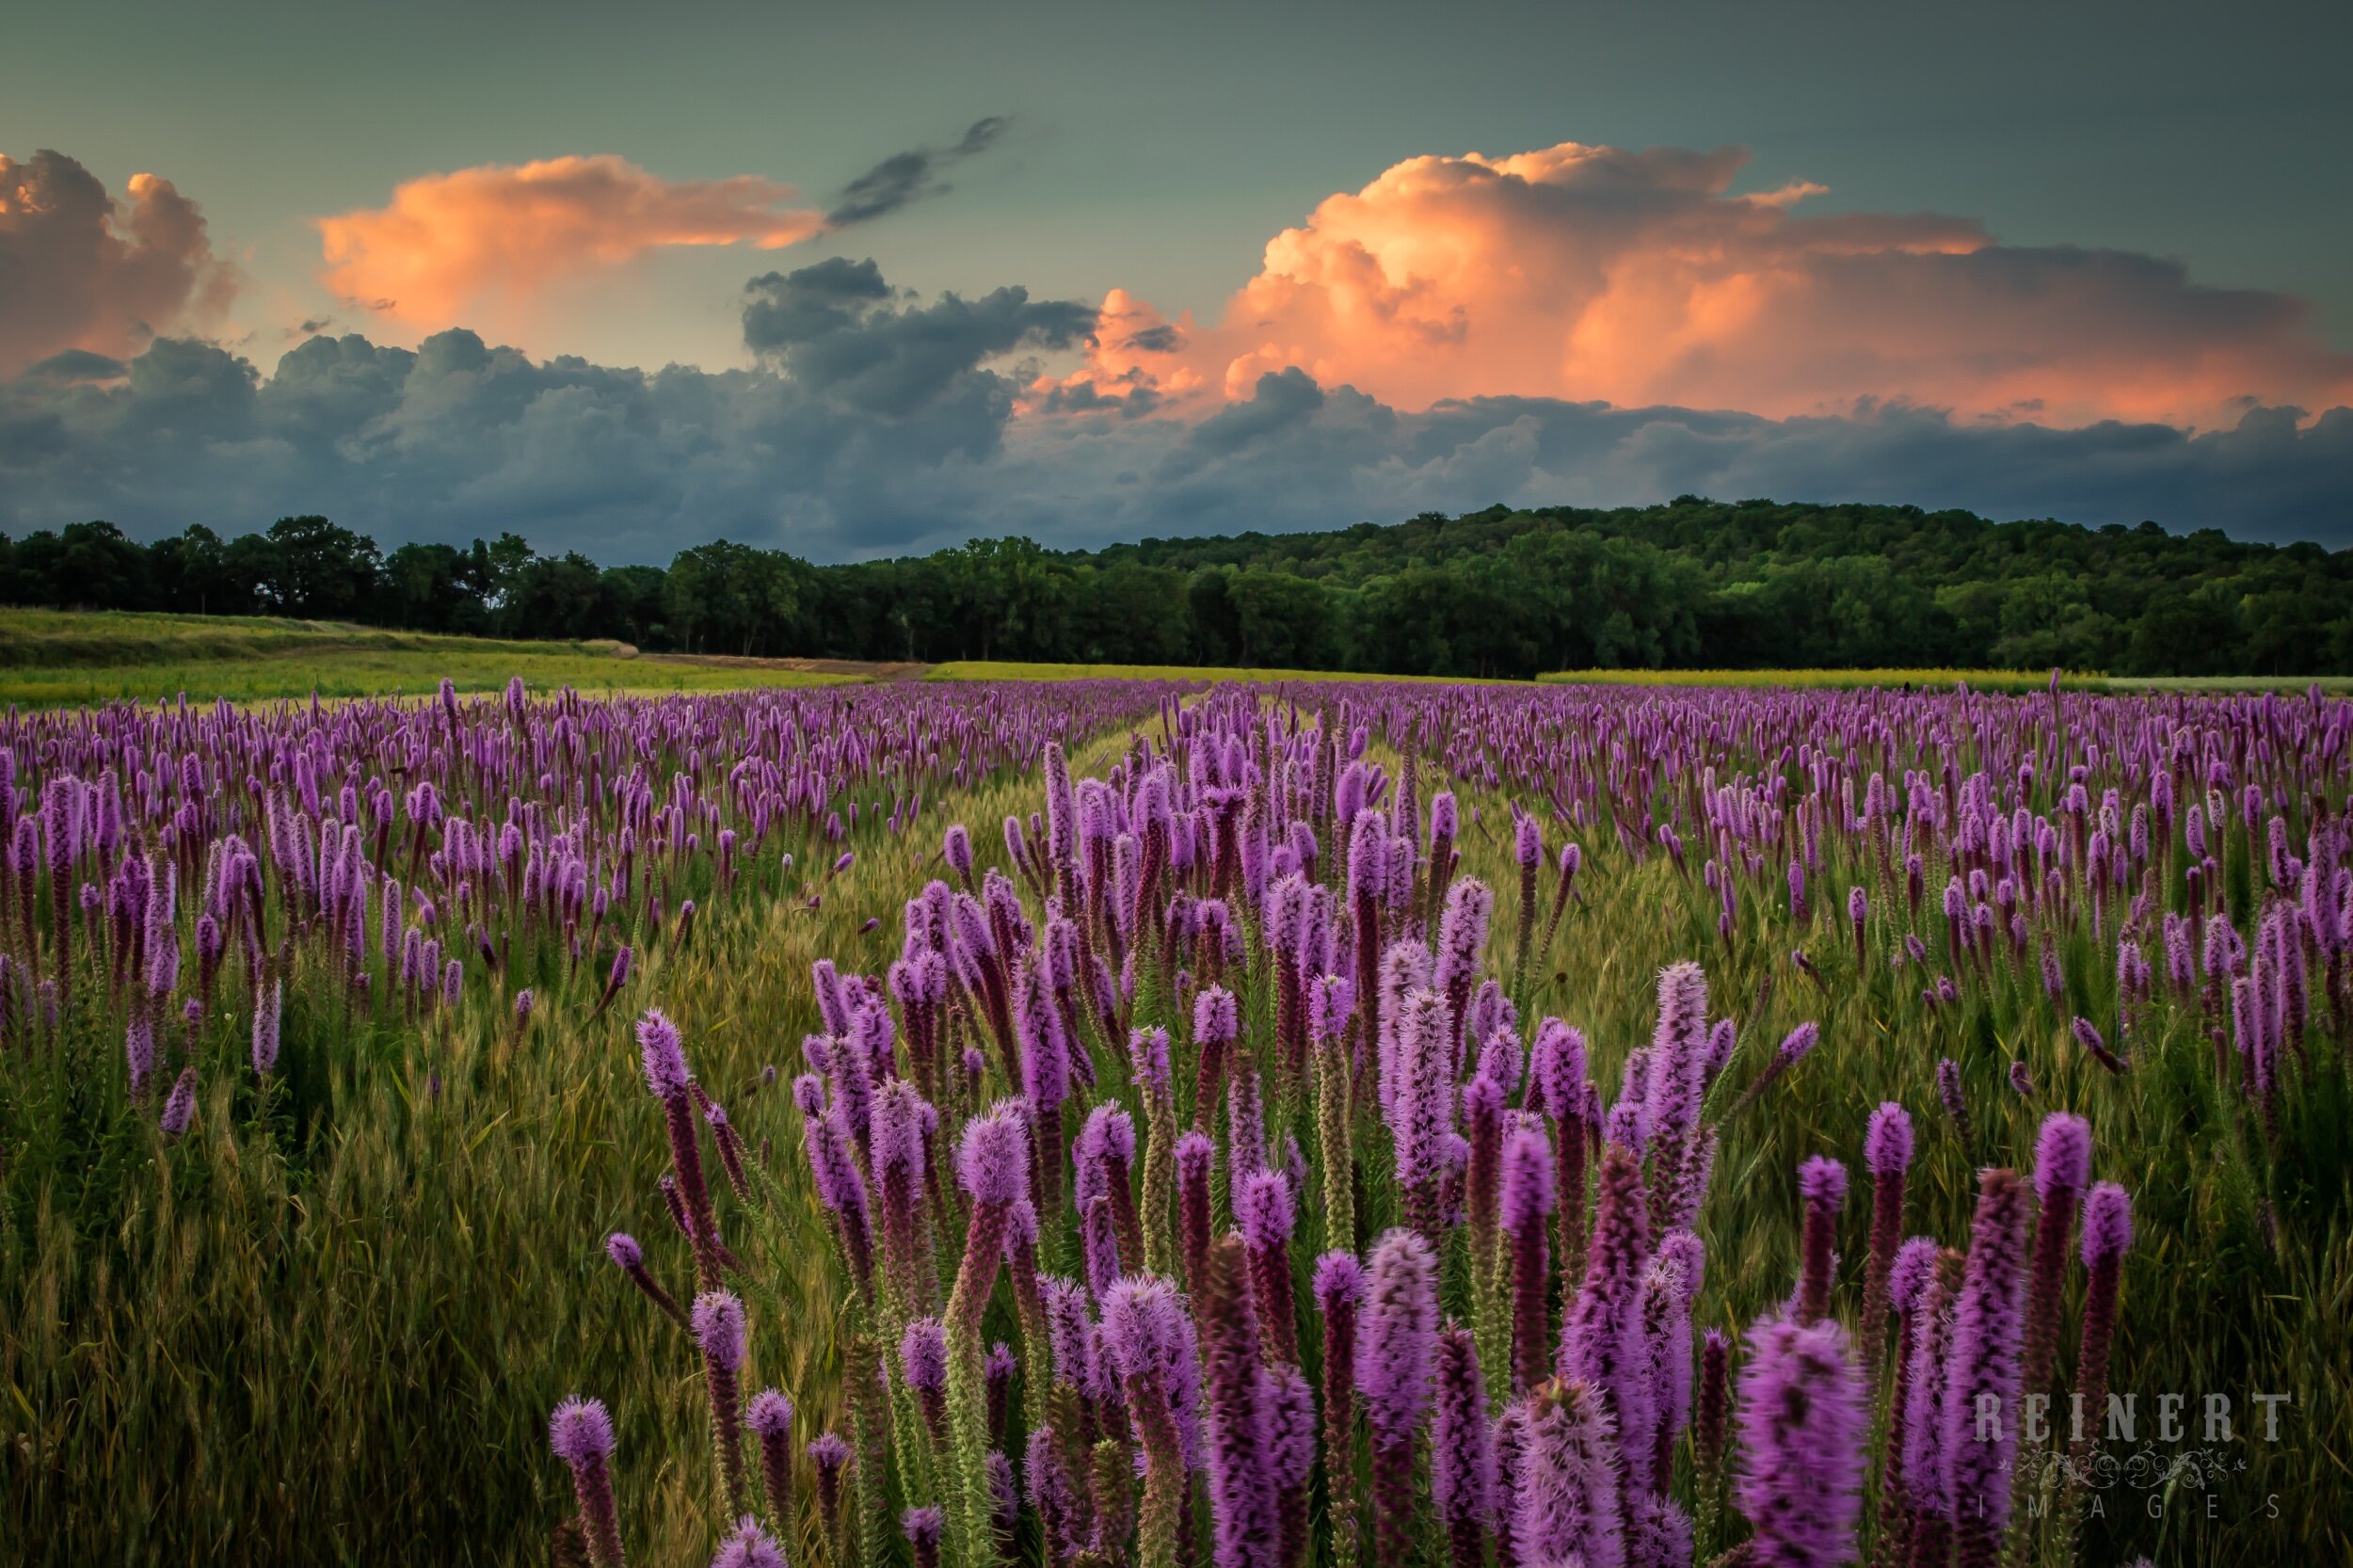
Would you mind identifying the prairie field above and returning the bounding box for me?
[0,649,2346,1568]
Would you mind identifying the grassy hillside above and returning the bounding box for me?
[0,608,864,706]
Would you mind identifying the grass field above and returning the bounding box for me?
[926,660,1533,684]
[4,615,2349,1567]
[0,609,865,706]
[1545,665,2353,694]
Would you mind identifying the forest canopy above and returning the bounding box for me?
[5,498,2348,678]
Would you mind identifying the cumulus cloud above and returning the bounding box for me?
[5,262,2348,561]
[1092,141,2353,430]
[315,154,826,331]
[0,150,235,378]
[827,117,1009,228]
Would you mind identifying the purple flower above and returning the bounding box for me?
[1081,1194,1125,1300]
[551,1395,625,1567]
[1559,1141,1653,1479]
[900,1317,948,1393]
[124,1012,155,1100]
[2022,1112,2093,1403]
[746,1386,792,1437]
[1358,1228,1438,1439]
[1512,1377,1624,1568]
[1386,986,1459,1201]
[1194,985,1240,1045]
[638,1009,692,1099]
[551,1393,616,1466]
[2073,1182,2134,1480]
[712,1519,787,1568]
[159,1066,199,1139]
[1264,1360,1317,1567]
[1935,1058,1970,1140]
[1239,1166,1295,1253]
[1943,1168,2031,1560]
[1859,1104,1913,1377]
[1528,1017,1588,1121]
[1313,1251,1365,1314]
[1432,877,1494,1010]
[1499,1124,1555,1234]
[1177,1129,1217,1291]
[902,1505,945,1568]
[2032,1112,2093,1203]
[2082,1182,2133,1266]
[955,1103,1031,1208]
[1642,960,1710,1157]
[1500,1124,1555,1391]
[693,1290,747,1372]
[1734,1315,1865,1568]
[1796,1155,1847,1325]
[1889,1237,1941,1313]
[1129,1026,1172,1093]
[1016,956,1071,1112]
[2071,1016,2128,1074]
[1864,1102,1913,1176]
[1432,1326,1493,1566]
[1240,1168,1301,1362]
[251,980,282,1075]
[1202,1236,1277,1568]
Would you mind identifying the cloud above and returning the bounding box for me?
[827,117,1009,228]
[315,155,826,332]
[742,256,1096,420]
[1099,141,2353,430]
[0,150,235,378]
[5,262,2348,563]
[8,145,2352,561]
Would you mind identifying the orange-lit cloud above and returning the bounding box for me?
[0,150,234,377]
[1083,141,2353,430]
[317,155,824,331]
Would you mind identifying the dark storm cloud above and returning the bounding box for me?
[826,116,1010,228]
[2,258,2347,563]
[742,257,1095,420]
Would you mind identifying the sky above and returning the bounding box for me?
[5,0,2351,560]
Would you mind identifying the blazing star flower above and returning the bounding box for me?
[1735,1315,1865,1568]
[551,1395,625,1567]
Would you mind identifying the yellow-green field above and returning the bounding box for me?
[1544,665,2353,694]
[0,609,865,707]
[926,659,1530,685]
[11,615,2344,705]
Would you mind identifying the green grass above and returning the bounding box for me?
[927,659,1529,685]
[0,608,864,706]
[1544,665,2353,694]
[1543,665,2108,692]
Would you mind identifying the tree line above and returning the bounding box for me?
[4,498,2349,677]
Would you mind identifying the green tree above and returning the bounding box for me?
[263,516,382,620]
